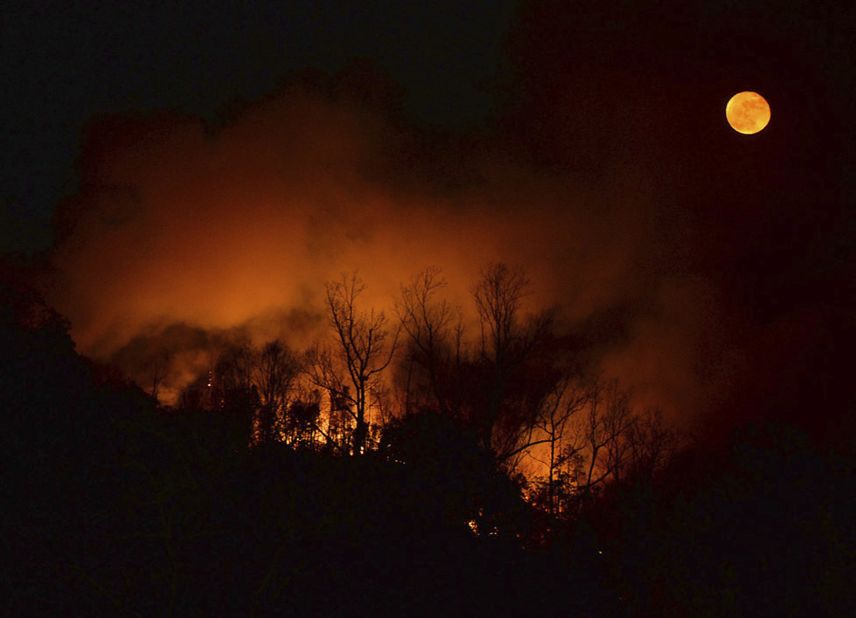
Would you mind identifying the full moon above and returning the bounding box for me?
[726,91,771,134]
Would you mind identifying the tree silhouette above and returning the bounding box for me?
[396,266,462,416]
[284,395,321,447]
[471,262,556,459]
[254,340,301,444]
[307,273,399,455]
[2,258,852,615]
[522,375,589,516]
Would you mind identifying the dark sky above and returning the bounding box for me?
[2,1,854,436]
[1,0,516,251]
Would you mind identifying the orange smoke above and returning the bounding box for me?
[45,81,724,419]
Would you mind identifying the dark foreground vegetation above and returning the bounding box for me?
[2,268,854,617]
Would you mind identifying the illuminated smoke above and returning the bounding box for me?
[46,81,727,421]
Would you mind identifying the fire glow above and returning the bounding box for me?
[47,84,733,426]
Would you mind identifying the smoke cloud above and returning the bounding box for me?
[42,78,713,419]
[44,22,850,436]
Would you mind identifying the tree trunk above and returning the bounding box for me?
[353,411,367,455]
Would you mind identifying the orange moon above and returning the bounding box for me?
[725,91,771,134]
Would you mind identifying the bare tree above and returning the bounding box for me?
[471,262,554,454]
[211,341,258,413]
[308,273,399,455]
[253,340,301,444]
[473,262,530,368]
[623,407,680,481]
[524,378,680,514]
[601,384,636,483]
[579,379,635,495]
[285,393,322,448]
[396,267,459,415]
[521,375,589,515]
[305,344,353,452]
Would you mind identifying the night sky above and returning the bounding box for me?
[2,0,854,437]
